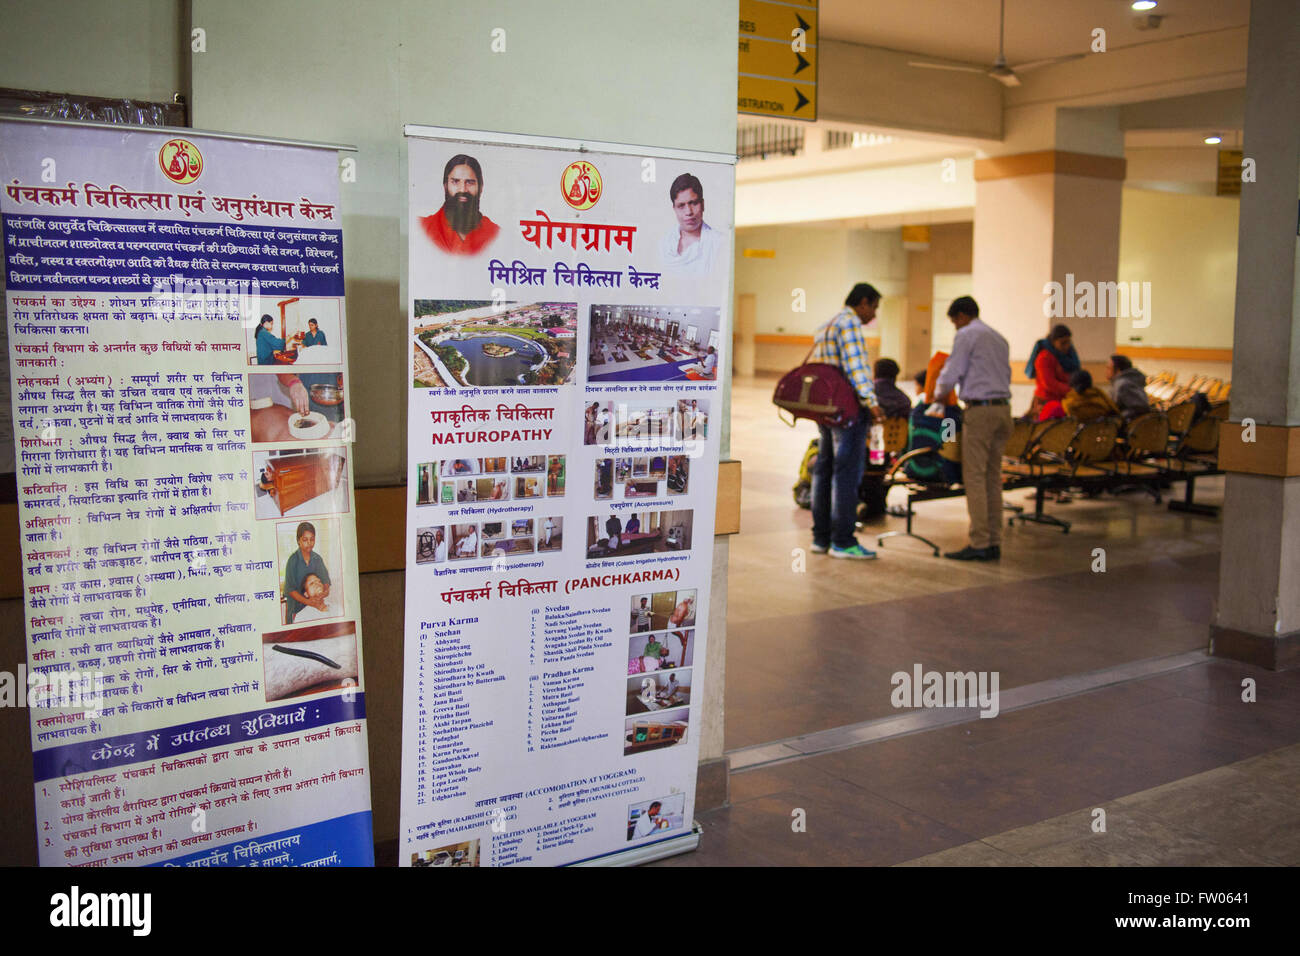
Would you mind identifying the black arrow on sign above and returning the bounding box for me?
[793,88,810,112]
[796,13,810,33]
[794,51,810,74]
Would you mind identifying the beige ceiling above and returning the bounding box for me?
[821,0,1249,66]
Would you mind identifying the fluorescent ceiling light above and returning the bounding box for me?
[1131,1,1157,10]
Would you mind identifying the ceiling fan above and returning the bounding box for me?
[908,0,1085,88]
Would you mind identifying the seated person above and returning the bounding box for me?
[632,802,666,837]
[254,313,289,365]
[872,358,914,419]
[657,672,683,705]
[1062,369,1120,421]
[1107,354,1151,420]
[301,317,327,348]
[699,346,718,378]
[626,515,641,534]
[1029,324,1078,412]
[641,634,668,665]
[921,351,958,407]
[454,526,478,558]
[292,573,341,623]
[684,346,718,380]
[903,398,962,484]
[1037,399,1067,422]
[912,368,928,403]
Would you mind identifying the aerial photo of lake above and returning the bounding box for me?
[454,333,546,385]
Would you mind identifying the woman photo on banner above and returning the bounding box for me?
[255,313,289,365]
[284,521,332,624]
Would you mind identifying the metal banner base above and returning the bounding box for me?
[570,821,703,867]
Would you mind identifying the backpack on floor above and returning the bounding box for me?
[792,438,819,509]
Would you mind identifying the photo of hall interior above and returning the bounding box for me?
[586,509,693,559]
[587,304,721,382]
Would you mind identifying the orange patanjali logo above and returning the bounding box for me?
[561,160,602,210]
[159,139,203,185]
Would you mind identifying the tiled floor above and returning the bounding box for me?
[723,375,1224,750]
[723,553,1219,749]
[652,660,1300,867]
[647,376,1298,867]
[903,743,1300,867]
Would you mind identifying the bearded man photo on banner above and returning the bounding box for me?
[421,152,501,255]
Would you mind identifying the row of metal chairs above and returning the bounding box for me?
[872,409,1221,553]
[1145,371,1231,408]
[998,411,1221,532]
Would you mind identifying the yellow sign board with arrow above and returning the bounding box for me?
[738,0,817,121]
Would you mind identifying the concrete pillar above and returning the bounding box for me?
[1210,0,1300,670]
[971,109,1126,384]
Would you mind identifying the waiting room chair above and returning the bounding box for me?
[1057,420,1122,481]
[1002,418,1084,533]
[1098,412,1170,502]
[874,450,948,556]
[858,417,914,521]
[1164,400,1198,442]
[997,419,1047,515]
[875,432,965,556]
[880,416,910,456]
[1001,419,1036,462]
[1001,418,1079,480]
[1165,416,1221,517]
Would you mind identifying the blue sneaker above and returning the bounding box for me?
[830,543,877,560]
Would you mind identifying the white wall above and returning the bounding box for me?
[930,273,972,353]
[191,0,739,484]
[0,0,185,103]
[1117,187,1240,350]
[849,229,908,364]
[1125,148,1221,194]
[818,40,1002,140]
[736,156,975,228]
[735,224,907,336]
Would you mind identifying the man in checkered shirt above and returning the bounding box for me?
[809,283,885,560]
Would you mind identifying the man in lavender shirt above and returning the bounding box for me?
[933,296,1013,561]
